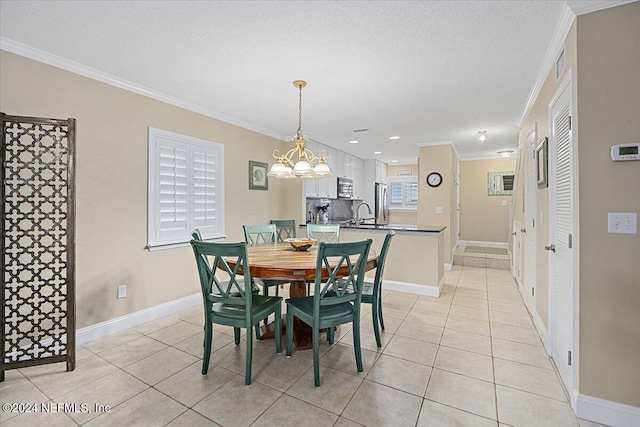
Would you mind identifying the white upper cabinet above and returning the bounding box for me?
[375,160,387,183]
[352,157,365,199]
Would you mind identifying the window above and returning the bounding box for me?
[148,127,225,250]
[388,176,418,210]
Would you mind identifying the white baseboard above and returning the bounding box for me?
[383,279,441,297]
[444,263,452,271]
[576,393,640,427]
[458,240,508,249]
[77,293,201,345]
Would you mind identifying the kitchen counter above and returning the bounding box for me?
[301,222,446,234]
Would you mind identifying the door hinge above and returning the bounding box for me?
[533,218,535,228]
[568,350,572,366]
[568,233,573,249]
[568,115,572,131]
[532,288,535,297]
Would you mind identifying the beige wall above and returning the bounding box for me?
[459,158,516,243]
[0,50,299,329]
[387,164,418,224]
[417,145,458,264]
[575,3,640,407]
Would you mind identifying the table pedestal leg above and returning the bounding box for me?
[288,280,314,350]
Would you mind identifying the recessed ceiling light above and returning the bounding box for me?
[349,140,359,144]
[374,151,382,155]
[478,130,488,142]
[389,136,400,140]
[391,160,398,163]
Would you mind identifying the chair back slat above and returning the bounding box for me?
[313,240,372,312]
[191,240,252,307]
[307,224,340,243]
[372,231,396,296]
[243,224,276,244]
[270,219,296,242]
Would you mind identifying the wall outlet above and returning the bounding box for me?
[608,212,637,234]
[117,284,127,299]
[502,200,507,206]
[435,206,444,214]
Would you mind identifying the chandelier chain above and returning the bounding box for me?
[297,84,303,136]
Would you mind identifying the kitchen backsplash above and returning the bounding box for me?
[306,198,354,222]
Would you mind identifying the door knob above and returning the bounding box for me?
[512,232,517,236]
[520,228,526,233]
[544,244,556,253]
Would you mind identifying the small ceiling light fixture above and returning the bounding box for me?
[374,151,382,155]
[391,160,398,163]
[268,80,333,179]
[389,136,400,140]
[478,130,488,142]
[349,140,359,144]
[497,150,515,158]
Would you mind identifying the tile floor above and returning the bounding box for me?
[1,265,603,427]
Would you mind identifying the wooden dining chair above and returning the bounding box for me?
[306,224,340,243]
[190,239,282,385]
[286,239,372,386]
[270,219,296,241]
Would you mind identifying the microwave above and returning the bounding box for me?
[337,177,353,199]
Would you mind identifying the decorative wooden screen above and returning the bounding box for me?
[1,113,76,381]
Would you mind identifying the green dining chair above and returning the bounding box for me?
[306,224,340,243]
[243,224,290,329]
[270,219,297,241]
[343,231,396,348]
[192,230,262,340]
[190,239,282,385]
[286,239,372,386]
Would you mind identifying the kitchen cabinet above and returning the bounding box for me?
[306,142,338,199]
[352,157,364,199]
[363,159,387,208]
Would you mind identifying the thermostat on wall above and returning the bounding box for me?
[611,143,639,161]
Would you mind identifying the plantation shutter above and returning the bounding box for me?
[389,181,403,205]
[406,181,418,205]
[192,148,222,239]
[156,138,189,243]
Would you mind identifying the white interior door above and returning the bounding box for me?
[548,75,576,392]
[523,125,537,310]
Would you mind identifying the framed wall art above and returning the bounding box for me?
[536,137,548,188]
[249,160,269,190]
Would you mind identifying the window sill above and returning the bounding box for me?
[147,235,228,251]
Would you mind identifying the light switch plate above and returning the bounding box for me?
[117,284,127,299]
[608,213,637,234]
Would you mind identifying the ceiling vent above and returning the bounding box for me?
[352,128,369,133]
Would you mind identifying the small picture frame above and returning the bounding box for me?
[536,137,548,188]
[249,160,269,190]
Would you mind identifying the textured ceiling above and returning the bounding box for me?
[0,0,572,162]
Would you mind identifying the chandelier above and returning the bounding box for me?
[267,80,333,179]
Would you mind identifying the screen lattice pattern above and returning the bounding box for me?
[2,119,72,364]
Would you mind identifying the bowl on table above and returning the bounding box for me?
[285,238,315,251]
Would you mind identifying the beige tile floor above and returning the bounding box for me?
[1,265,603,427]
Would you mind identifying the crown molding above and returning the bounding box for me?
[460,154,514,161]
[517,3,576,126]
[0,37,288,142]
[566,0,637,16]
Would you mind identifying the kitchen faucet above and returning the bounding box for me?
[354,202,373,226]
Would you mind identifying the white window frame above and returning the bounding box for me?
[388,176,418,210]
[147,127,225,250]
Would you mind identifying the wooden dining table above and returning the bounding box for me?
[227,242,378,349]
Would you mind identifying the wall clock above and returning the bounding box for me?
[426,172,443,187]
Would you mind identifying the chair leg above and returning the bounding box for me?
[378,294,385,331]
[245,329,253,385]
[371,300,382,348]
[286,308,294,356]
[313,326,321,387]
[327,326,335,345]
[353,318,363,373]
[275,305,282,353]
[262,286,270,330]
[202,322,213,375]
[234,327,241,345]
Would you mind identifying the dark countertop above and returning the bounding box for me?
[301,222,446,234]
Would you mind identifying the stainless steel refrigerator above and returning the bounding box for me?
[375,183,389,224]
